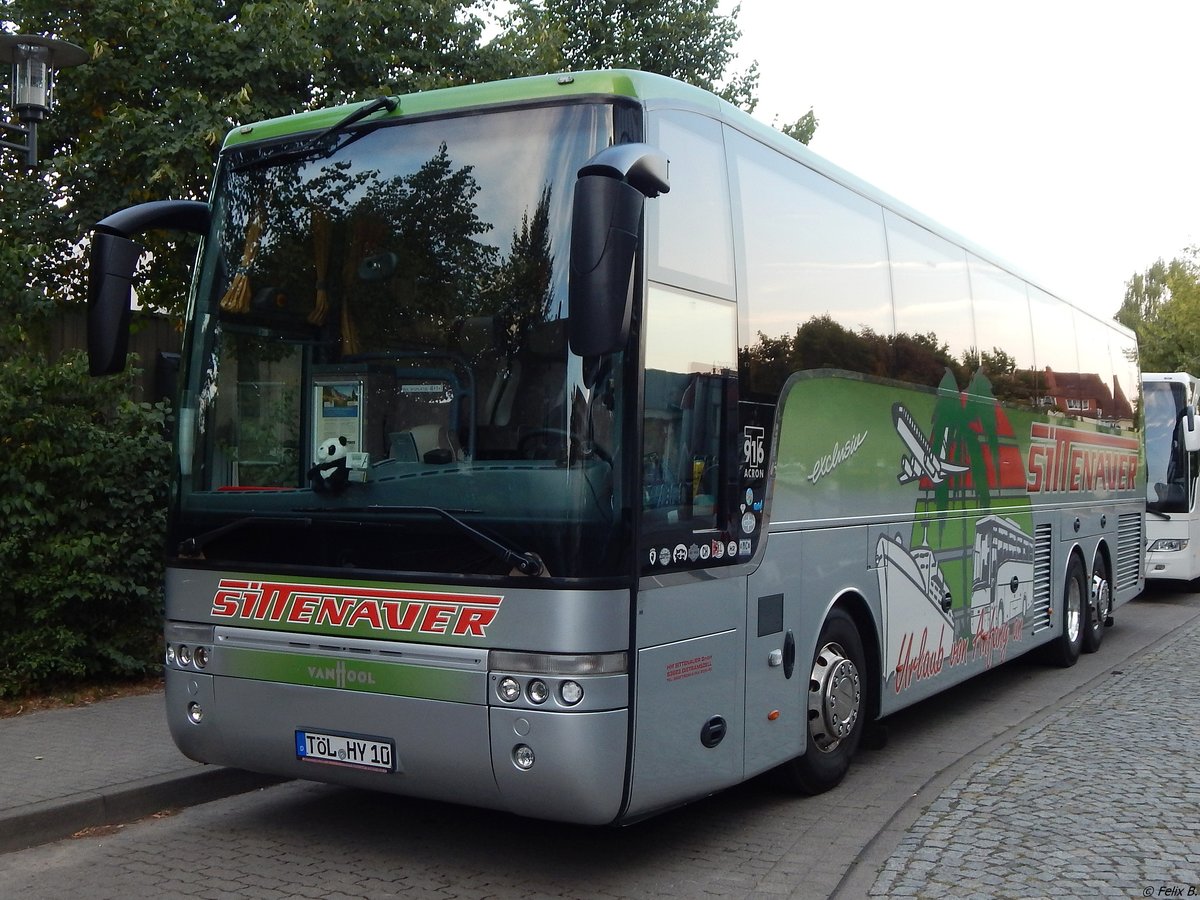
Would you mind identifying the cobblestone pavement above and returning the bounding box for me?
[868,617,1200,899]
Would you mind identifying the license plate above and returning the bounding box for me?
[295,729,395,773]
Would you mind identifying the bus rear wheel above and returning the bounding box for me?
[779,608,866,795]
[1043,554,1085,668]
[1083,556,1111,654]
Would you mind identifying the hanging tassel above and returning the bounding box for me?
[219,213,263,313]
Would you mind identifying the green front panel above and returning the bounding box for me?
[220,646,483,702]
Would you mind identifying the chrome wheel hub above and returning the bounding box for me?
[808,641,861,753]
[1091,575,1111,628]
[1066,574,1082,642]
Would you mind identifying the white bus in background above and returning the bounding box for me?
[1144,372,1200,581]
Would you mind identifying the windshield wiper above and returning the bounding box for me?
[296,505,545,576]
[232,96,398,173]
[178,516,314,558]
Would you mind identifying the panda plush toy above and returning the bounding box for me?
[308,436,350,491]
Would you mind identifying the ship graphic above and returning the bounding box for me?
[875,528,954,674]
[877,514,1033,682]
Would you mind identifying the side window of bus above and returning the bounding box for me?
[1072,309,1135,429]
[1110,328,1140,433]
[647,110,735,299]
[884,211,975,390]
[967,256,1038,406]
[1025,284,1081,414]
[641,285,737,563]
[727,128,892,400]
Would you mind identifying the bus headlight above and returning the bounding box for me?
[193,646,209,669]
[498,677,521,702]
[527,680,549,704]
[178,645,192,666]
[560,681,584,705]
[1149,538,1188,552]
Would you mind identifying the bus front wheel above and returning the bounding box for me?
[779,608,866,795]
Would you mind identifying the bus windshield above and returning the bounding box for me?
[175,102,629,579]
[1144,379,1193,514]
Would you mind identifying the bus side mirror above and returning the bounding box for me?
[568,143,669,358]
[88,231,143,376]
[1184,406,1200,452]
[87,199,210,376]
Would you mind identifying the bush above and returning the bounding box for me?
[0,351,171,697]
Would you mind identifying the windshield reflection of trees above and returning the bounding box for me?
[210,144,564,469]
[217,146,555,355]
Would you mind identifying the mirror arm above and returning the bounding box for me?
[94,199,210,240]
[87,200,210,376]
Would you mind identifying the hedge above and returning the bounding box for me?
[0,351,170,697]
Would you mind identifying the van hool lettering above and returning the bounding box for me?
[210,579,503,637]
[1026,423,1140,494]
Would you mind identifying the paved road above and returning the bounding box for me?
[0,582,1197,899]
[852,589,1200,899]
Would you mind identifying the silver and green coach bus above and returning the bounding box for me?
[87,70,1144,824]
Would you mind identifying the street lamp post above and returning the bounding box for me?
[0,33,87,166]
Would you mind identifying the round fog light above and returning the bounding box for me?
[187,701,204,724]
[512,744,535,770]
[498,677,520,702]
[178,645,192,666]
[193,646,209,669]
[165,645,176,666]
[527,679,549,704]
[560,680,584,705]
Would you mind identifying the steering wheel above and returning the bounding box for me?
[517,428,573,460]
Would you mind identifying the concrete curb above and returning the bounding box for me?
[0,767,286,854]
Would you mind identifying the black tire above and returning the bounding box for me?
[778,608,867,795]
[1083,554,1110,654]
[1043,554,1086,668]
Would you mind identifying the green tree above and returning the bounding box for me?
[1117,251,1200,372]
[0,175,57,356]
[779,109,819,146]
[2,0,501,318]
[497,0,761,110]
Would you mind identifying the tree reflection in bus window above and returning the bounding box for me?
[969,257,1038,408]
[885,211,975,390]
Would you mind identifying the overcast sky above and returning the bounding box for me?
[722,0,1199,323]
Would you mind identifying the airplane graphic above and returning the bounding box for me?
[892,402,970,485]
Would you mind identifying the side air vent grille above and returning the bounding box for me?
[1116,512,1144,592]
[1030,523,1054,634]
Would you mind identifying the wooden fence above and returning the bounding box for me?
[47,306,182,404]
